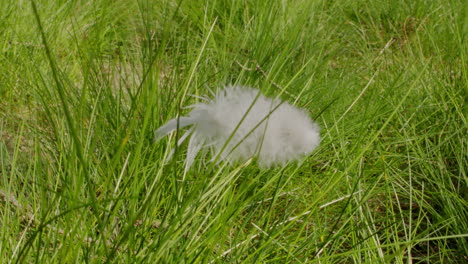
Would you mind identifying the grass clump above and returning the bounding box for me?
[0,0,466,263]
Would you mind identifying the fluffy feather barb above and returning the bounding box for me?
[156,85,320,169]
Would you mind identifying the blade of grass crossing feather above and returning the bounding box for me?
[208,89,263,165]
[176,16,218,197]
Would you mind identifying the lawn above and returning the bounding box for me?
[0,0,466,263]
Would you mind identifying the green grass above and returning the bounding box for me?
[1,0,466,263]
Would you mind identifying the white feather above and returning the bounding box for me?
[155,85,320,169]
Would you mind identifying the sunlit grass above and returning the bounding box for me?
[0,0,466,263]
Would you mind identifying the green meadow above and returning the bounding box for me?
[1,0,466,262]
